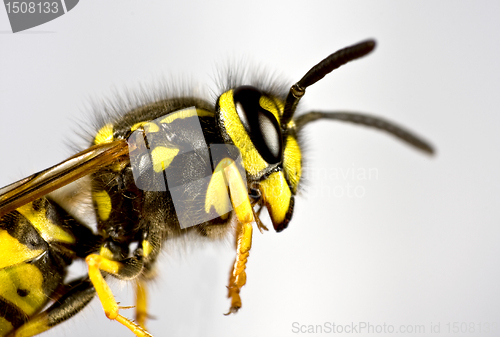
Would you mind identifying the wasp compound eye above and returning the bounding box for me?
[233,86,283,165]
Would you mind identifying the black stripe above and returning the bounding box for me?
[1,210,48,251]
[0,297,29,330]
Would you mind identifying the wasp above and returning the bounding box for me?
[0,40,433,337]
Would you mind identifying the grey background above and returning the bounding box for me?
[1,1,499,336]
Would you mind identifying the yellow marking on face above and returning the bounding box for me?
[259,170,291,226]
[0,317,13,336]
[151,146,179,172]
[142,240,152,257]
[160,107,213,124]
[0,230,44,269]
[131,121,160,133]
[99,246,114,260]
[0,263,46,316]
[17,203,74,244]
[259,96,281,125]
[94,190,112,221]
[205,163,232,217]
[283,135,302,193]
[219,91,268,176]
[94,123,114,145]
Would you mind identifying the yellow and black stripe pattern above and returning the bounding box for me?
[0,198,75,335]
[90,102,232,234]
[0,40,433,336]
[0,197,98,336]
[216,85,301,231]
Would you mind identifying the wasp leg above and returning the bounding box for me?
[85,252,152,337]
[225,221,253,315]
[214,158,255,315]
[135,279,148,329]
[135,223,164,329]
[9,278,95,337]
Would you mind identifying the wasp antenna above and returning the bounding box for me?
[298,39,376,89]
[282,40,376,126]
[295,111,435,155]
